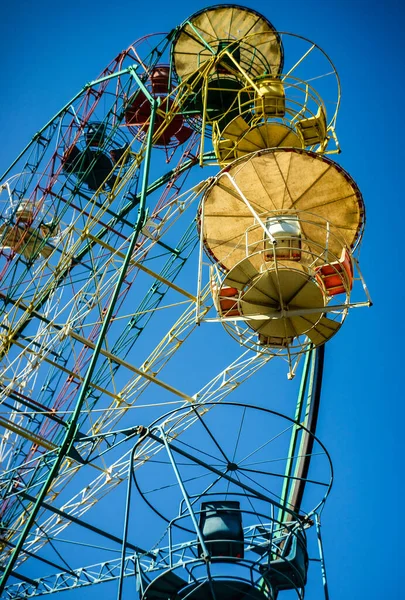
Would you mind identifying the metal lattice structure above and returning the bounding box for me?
[0,5,370,598]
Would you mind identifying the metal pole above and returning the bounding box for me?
[315,513,330,600]
[156,426,211,559]
[196,196,206,323]
[288,345,325,514]
[277,349,312,524]
[117,443,139,600]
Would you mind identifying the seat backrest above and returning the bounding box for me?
[265,530,308,591]
[296,106,327,146]
[198,500,244,558]
[254,77,285,116]
[315,246,353,296]
[265,215,301,238]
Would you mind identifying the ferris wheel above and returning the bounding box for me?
[0,4,371,599]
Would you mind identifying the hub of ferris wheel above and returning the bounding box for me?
[0,3,371,599]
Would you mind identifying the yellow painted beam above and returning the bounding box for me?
[0,417,57,452]
[66,328,194,402]
[84,232,197,301]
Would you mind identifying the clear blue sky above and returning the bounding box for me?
[1,0,404,598]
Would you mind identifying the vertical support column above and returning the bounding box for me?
[278,349,312,524]
[288,345,325,513]
[117,443,138,600]
[315,513,330,599]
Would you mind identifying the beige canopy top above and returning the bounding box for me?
[202,148,365,271]
[172,5,283,81]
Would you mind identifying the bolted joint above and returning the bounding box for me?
[135,425,149,439]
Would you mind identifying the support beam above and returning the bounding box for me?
[0,567,37,587]
[9,337,120,401]
[2,554,139,598]
[64,328,194,402]
[288,346,325,513]
[3,539,76,577]
[21,493,151,557]
[277,349,312,524]
[84,233,196,301]
[0,417,57,453]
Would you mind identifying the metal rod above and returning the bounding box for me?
[352,256,373,305]
[277,350,312,524]
[21,493,148,556]
[156,425,210,559]
[117,443,138,600]
[203,300,369,322]
[315,513,330,600]
[145,430,289,513]
[282,44,316,80]
[196,196,206,323]
[0,567,36,587]
[219,172,278,244]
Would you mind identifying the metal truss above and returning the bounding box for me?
[5,342,278,582]
[3,511,331,598]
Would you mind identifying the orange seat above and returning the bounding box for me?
[218,286,240,317]
[316,248,353,296]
